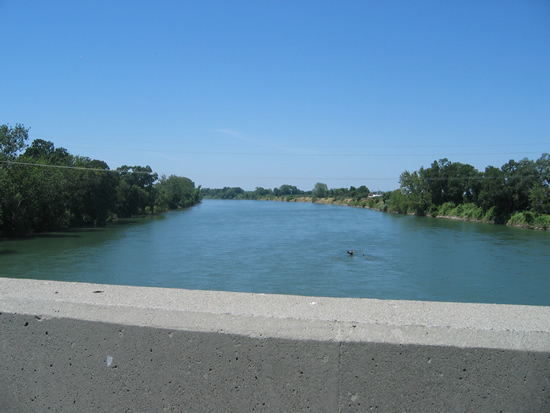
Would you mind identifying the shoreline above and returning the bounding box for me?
[261,196,548,231]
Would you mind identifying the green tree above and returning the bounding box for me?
[355,185,370,199]
[0,123,29,160]
[155,175,200,210]
[68,157,118,225]
[499,158,538,214]
[274,184,302,196]
[115,165,158,217]
[312,182,328,198]
[419,159,481,206]
[530,153,550,214]
[478,166,507,216]
[2,139,74,235]
[0,123,30,232]
[386,189,409,214]
[329,187,348,198]
[399,170,432,215]
[253,187,272,198]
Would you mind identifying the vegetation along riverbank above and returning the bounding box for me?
[0,124,201,237]
[202,156,550,231]
[3,122,548,236]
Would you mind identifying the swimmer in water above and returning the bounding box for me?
[347,250,355,256]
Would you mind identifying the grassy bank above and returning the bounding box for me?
[263,196,550,231]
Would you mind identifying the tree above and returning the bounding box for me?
[2,139,74,235]
[274,184,301,196]
[329,187,348,198]
[312,182,328,198]
[419,159,480,206]
[399,170,432,215]
[0,123,29,160]
[478,166,507,215]
[253,187,272,197]
[68,157,118,225]
[23,139,72,165]
[155,175,199,210]
[115,165,158,217]
[500,158,538,213]
[0,124,30,232]
[387,189,408,214]
[355,185,370,199]
[530,153,550,214]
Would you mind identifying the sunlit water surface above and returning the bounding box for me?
[1,199,549,305]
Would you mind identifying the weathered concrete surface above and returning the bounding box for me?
[1,278,549,412]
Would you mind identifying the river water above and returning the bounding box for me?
[1,199,549,305]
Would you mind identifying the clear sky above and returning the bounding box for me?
[2,0,549,192]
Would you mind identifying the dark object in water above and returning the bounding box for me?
[347,250,354,255]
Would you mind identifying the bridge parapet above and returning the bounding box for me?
[1,278,549,411]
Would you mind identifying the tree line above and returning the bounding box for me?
[379,155,550,227]
[201,183,372,201]
[0,124,202,237]
[201,154,549,229]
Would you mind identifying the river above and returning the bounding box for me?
[1,199,549,305]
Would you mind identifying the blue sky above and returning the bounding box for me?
[2,0,549,191]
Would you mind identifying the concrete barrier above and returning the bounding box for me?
[1,278,549,412]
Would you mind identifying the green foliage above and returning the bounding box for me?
[275,184,303,197]
[529,186,549,214]
[508,211,550,229]
[377,154,550,229]
[438,202,456,216]
[254,187,272,197]
[312,182,328,198]
[201,187,247,200]
[355,185,370,200]
[483,206,497,222]
[155,175,200,211]
[399,170,432,215]
[419,159,481,206]
[435,203,484,220]
[0,124,200,237]
[536,215,550,230]
[459,203,484,220]
[0,123,29,160]
[386,189,408,214]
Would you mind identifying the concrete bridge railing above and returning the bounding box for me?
[1,278,549,412]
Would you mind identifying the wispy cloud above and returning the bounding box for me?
[212,129,319,155]
[212,129,256,145]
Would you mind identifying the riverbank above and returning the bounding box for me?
[262,196,549,231]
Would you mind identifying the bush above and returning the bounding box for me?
[438,202,456,216]
[427,204,438,217]
[455,203,483,219]
[534,214,550,230]
[484,206,497,222]
[508,211,549,229]
[508,211,525,226]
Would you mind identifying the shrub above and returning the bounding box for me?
[427,204,438,217]
[484,206,497,222]
[438,202,456,216]
[534,214,550,230]
[458,203,483,219]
